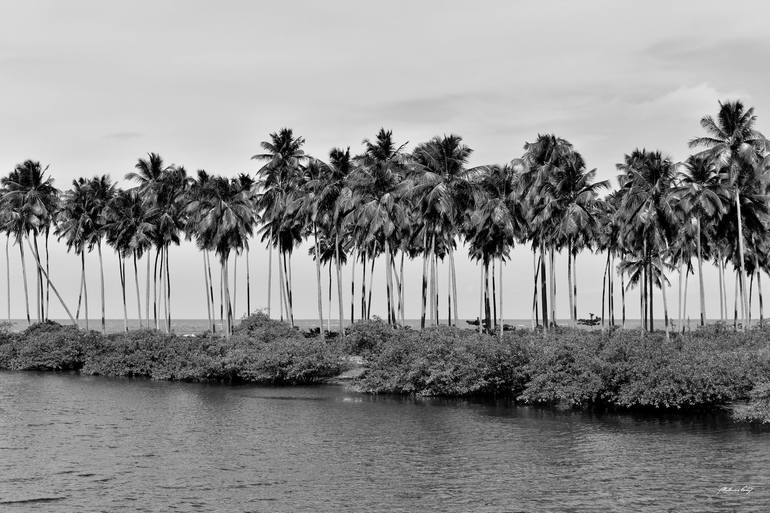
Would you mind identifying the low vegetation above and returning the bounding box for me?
[1,315,769,424]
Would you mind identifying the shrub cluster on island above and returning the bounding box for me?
[0,313,768,425]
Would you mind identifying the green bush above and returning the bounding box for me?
[342,318,400,356]
[733,382,770,424]
[356,326,530,396]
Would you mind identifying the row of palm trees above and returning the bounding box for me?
[2,100,767,338]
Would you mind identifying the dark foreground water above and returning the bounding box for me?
[1,372,768,512]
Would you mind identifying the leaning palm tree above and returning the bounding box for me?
[689,100,769,329]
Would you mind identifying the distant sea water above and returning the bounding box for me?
[3,317,727,335]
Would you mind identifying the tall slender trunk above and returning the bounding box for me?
[678,262,683,330]
[540,242,548,330]
[33,235,41,322]
[19,241,30,325]
[313,225,324,334]
[491,258,497,330]
[658,255,670,340]
[233,251,238,324]
[75,257,84,321]
[449,249,458,326]
[433,242,439,325]
[222,256,231,337]
[548,245,556,326]
[267,230,272,318]
[26,238,76,325]
[758,270,764,326]
[119,255,128,333]
[478,262,483,334]
[641,260,646,333]
[683,267,690,333]
[621,267,626,328]
[446,255,451,326]
[717,258,724,321]
[278,248,285,321]
[733,270,739,331]
[328,262,332,334]
[5,236,9,323]
[532,250,540,330]
[601,253,608,332]
[350,247,356,325]
[567,240,577,328]
[399,251,405,325]
[574,251,579,324]
[421,232,428,329]
[153,248,159,330]
[696,216,705,326]
[81,251,89,330]
[749,272,754,324]
[385,239,393,325]
[133,251,142,329]
[329,234,342,339]
[735,189,749,330]
[166,246,171,333]
[286,252,295,326]
[367,256,374,319]
[246,247,251,316]
[608,253,614,326]
[361,249,367,322]
[483,258,491,331]
[206,251,215,333]
[498,255,503,338]
[203,251,212,333]
[648,255,654,332]
[45,228,50,320]
[721,260,728,321]
[145,252,150,328]
[97,241,106,335]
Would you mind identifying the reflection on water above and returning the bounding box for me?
[0,371,768,512]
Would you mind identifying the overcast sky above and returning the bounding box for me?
[0,0,767,322]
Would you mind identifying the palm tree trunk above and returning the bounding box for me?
[26,238,76,325]
[758,270,764,326]
[641,262,646,333]
[284,252,295,327]
[267,230,272,318]
[484,258,491,331]
[446,255,451,326]
[278,248,284,321]
[97,241,106,335]
[206,251,215,333]
[361,249,367,321]
[399,251,405,325]
[203,251,212,333]
[153,248,159,330]
[119,256,128,333]
[145,252,150,329]
[19,241,30,325]
[658,255,670,340]
[335,234,344,338]
[246,247,251,316]
[313,225,324,334]
[350,247,356,325]
[683,267,690,333]
[498,255,503,338]
[491,258,497,330]
[433,244,439,325]
[449,248,458,326]
[222,257,231,337]
[5,235,9,323]
[385,239,393,325]
[574,251,579,324]
[81,251,89,330]
[717,258,724,321]
[421,233,428,329]
[45,228,50,320]
[608,253,614,326]
[327,262,332,334]
[75,259,84,322]
[548,245,556,326]
[601,253,608,332]
[696,216,705,326]
[134,251,142,329]
[166,246,171,333]
[749,272,754,324]
[567,240,568,328]
[33,235,41,322]
[678,262,683,330]
[648,257,654,332]
[367,256,374,320]
[478,261,483,334]
[532,250,540,330]
[621,267,626,328]
[733,270,739,330]
[233,251,238,324]
[735,189,749,330]
[540,242,548,330]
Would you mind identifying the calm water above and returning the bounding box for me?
[1,372,768,511]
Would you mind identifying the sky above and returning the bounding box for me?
[0,0,767,322]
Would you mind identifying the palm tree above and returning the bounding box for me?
[189,175,257,336]
[690,100,769,330]
[1,160,61,324]
[409,134,476,327]
[253,128,307,326]
[346,129,409,326]
[104,188,154,330]
[677,155,728,326]
[82,175,116,334]
[616,149,678,334]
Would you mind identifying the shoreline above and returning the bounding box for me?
[1,315,769,425]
